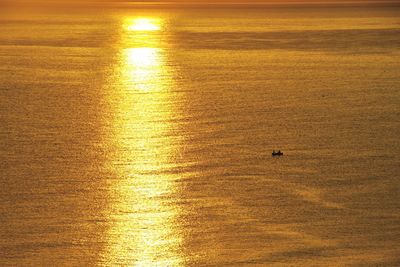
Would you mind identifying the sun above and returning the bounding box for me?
[127,18,161,32]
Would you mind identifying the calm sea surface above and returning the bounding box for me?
[1,5,399,266]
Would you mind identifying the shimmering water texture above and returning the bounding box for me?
[1,6,400,266]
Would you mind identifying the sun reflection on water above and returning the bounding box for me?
[123,48,161,92]
[105,16,183,266]
[125,18,161,32]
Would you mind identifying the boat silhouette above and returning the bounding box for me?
[272,150,283,156]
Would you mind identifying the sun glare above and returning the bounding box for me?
[103,15,183,266]
[126,47,159,68]
[127,18,161,32]
[123,47,161,92]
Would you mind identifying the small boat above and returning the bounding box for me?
[272,150,283,156]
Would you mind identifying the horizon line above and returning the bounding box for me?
[2,0,400,7]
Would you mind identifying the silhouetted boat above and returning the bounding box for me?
[272,150,283,156]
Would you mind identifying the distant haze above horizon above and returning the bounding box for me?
[2,0,400,6]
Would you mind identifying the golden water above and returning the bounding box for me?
[0,6,399,266]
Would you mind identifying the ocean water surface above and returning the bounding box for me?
[0,5,400,266]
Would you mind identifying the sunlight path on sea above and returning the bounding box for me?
[102,16,184,266]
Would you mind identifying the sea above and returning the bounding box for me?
[0,4,399,266]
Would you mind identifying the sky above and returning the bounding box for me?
[2,0,399,6]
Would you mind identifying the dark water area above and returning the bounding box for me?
[0,5,399,266]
